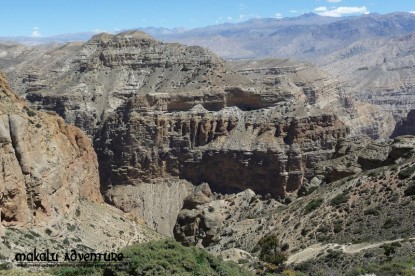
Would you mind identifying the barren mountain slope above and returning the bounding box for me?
[0,73,163,260]
[319,33,415,123]
[174,135,415,273]
[0,32,366,236]
[159,13,415,60]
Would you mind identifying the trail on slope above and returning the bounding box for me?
[287,237,415,264]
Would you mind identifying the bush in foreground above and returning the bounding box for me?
[106,239,251,276]
[49,239,251,275]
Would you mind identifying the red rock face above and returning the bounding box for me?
[96,95,349,198]
[0,72,102,229]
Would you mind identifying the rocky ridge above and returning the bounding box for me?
[318,33,415,132]
[0,72,102,229]
[1,28,415,273]
[0,32,368,237]
[0,72,162,260]
[173,135,415,272]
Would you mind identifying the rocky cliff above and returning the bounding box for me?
[173,135,415,273]
[317,33,415,137]
[0,72,162,259]
[0,72,102,228]
[1,32,367,236]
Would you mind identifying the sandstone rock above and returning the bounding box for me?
[1,33,359,232]
[0,72,102,228]
[105,178,194,236]
[316,135,415,183]
[174,188,282,247]
[0,72,162,259]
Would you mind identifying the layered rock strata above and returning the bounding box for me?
[0,72,102,229]
[0,73,162,259]
[2,32,356,234]
[174,136,415,262]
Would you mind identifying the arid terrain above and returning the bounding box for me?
[1,11,415,275]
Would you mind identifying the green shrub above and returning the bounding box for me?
[404,184,415,196]
[381,242,402,257]
[304,198,324,214]
[25,107,36,117]
[333,222,343,233]
[398,165,415,179]
[364,208,380,216]
[67,224,76,232]
[257,234,287,269]
[383,218,400,229]
[330,192,350,207]
[106,239,250,276]
[63,238,70,245]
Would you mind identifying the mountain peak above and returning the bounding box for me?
[300,12,320,18]
[116,30,154,40]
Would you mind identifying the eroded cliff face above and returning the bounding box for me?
[0,72,164,258]
[228,59,395,139]
[317,33,415,138]
[173,136,415,261]
[0,72,102,229]
[2,32,355,235]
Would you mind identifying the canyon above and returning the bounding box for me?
[0,13,415,274]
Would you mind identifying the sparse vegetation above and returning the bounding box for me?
[404,183,415,196]
[304,198,324,214]
[346,259,415,276]
[398,165,415,179]
[256,234,287,272]
[330,191,350,207]
[104,239,251,275]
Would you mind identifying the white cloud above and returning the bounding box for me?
[314,6,328,12]
[314,6,369,17]
[290,10,298,13]
[327,0,342,2]
[227,16,233,20]
[92,29,106,34]
[410,11,415,14]
[275,13,283,19]
[32,27,41,37]
[237,13,259,21]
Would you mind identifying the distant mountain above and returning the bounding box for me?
[158,12,415,59]
[0,32,96,45]
[4,12,415,57]
[0,27,187,45]
[319,32,415,121]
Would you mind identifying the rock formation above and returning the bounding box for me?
[0,33,364,236]
[316,33,415,138]
[173,135,415,270]
[2,32,400,240]
[0,72,102,228]
[0,72,162,259]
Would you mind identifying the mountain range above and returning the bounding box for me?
[1,11,415,275]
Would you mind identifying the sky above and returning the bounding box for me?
[1,0,415,37]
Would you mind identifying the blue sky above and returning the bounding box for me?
[2,0,415,37]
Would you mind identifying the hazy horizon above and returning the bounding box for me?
[2,0,415,38]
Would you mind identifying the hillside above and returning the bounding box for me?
[0,72,163,261]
